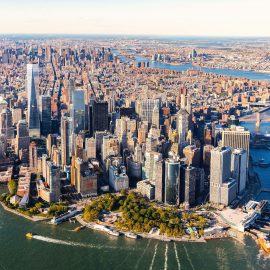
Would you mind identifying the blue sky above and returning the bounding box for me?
[0,0,269,36]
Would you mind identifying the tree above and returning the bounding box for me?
[8,179,17,195]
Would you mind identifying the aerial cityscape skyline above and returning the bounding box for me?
[1,1,270,269]
[1,0,270,36]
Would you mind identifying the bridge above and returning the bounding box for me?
[239,106,270,122]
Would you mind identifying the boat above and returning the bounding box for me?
[25,233,33,239]
[258,234,270,253]
[73,226,86,232]
[125,232,138,239]
[50,209,82,225]
[93,224,110,232]
[107,230,120,237]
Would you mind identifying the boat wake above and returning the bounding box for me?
[33,235,86,247]
[31,235,134,251]
[164,244,168,270]
[174,243,181,270]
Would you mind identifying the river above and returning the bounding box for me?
[112,50,270,81]
[0,205,269,270]
[241,122,270,201]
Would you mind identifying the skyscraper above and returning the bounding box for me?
[27,63,40,137]
[40,95,51,137]
[210,147,237,205]
[151,104,160,128]
[231,149,247,194]
[15,120,30,162]
[222,126,250,166]
[71,90,85,134]
[61,116,72,168]
[155,160,165,202]
[176,108,189,145]
[140,99,160,125]
[164,158,181,205]
[29,141,38,173]
[0,108,14,141]
[91,101,108,135]
[68,78,75,104]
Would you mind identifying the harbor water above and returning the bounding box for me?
[0,205,269,270]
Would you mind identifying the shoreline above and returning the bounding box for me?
[0,201,246,245]
[0,202,51,222]
[75,214,232,243]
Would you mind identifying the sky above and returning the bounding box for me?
[0,0,270,37]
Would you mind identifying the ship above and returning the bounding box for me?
[25,233,33,239]
[125,232,138,239]
[258,234,270,253]
[107,229,120,237]
[50,209,82,225]
[73,225,86,232]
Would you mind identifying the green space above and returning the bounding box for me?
[83,191,206,237]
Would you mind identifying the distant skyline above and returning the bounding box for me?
[0,0,270,37]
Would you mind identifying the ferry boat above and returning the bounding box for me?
[93,224,110,232]
[125,232,138,239]
[73,225,86,232]
[50,209,82,225]
[107,229,120,237]
[258,234,270,253]
[25,233,33,239]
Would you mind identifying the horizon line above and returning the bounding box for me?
[1,33,270,39]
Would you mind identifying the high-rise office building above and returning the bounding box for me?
[68,78,75,104]
[91,101,108,135]
[40,95,51,137]
[29,141,38,173]
[222,126,250,165]
[71,90,85,134]
[140,99,160,125]
[27,63,40,137]
[180,165,196,206]
[143,151,162,181]
[85,137,96,159]
[155,160,165,202]
[164,158,181,205]
[151,104,160,128]
[74,158,97,196]
[231,148,247,194]
[61,116,72,168]
[47,161,61,202]
[210,147,237,205]
[183,145,201,167]
[0,108,14,141]
[12,108,22,125]
[176,109,189,145]
[102,135,119,162]
[15,120,30,163]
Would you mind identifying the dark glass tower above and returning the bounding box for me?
[40,95,51,137]
[27,64,40,137]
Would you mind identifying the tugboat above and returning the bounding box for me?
[25,233,33,239]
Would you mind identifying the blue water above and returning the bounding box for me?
[135,56,270,82]
[241,122,270,200]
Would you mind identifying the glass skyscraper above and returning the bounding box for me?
[71,90,85,134]
[27,63,40,137]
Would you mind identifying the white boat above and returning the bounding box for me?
[107,230,120,237]
[93,224,110,232]
[125,232,138,239]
